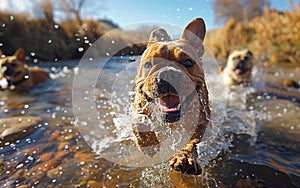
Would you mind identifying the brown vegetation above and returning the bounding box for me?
[0,11,147,61]
[214,0,268,23]
[205,3,300,64]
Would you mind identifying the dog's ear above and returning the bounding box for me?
[147,28,171,47]
[181,18,206,54]
[14,48,25,61]
[247,50,253,57]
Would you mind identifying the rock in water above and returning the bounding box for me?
[0,116,42,145]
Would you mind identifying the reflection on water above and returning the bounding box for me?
[0,58,299,187]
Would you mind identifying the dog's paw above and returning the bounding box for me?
[169,149,202,175]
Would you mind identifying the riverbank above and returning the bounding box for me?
[205,4,300,65]
[0,12,147,61]
[1,4,299,64]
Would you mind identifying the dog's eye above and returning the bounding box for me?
[182,59,194,69]
[144,62,152,70]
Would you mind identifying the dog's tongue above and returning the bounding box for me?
[235,68,242,75]
[159,95,180,113]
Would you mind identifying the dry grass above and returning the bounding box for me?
[3,3,299,63]
[205,3,300,64]
[204,19,255,64]
[0,12,147,61]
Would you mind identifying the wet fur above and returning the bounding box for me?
[0,48,49,91]
[133,18,210,175]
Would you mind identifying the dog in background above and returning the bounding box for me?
[220,49,253,86]
[0,48,49,91]
[133,18,210,175]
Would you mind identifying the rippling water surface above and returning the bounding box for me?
[0,57,299,187]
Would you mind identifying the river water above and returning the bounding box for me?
[0,56,299,187]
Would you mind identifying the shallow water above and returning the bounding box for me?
[0,57,299,187]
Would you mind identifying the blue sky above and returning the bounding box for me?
[103,0,298,30]
[0,0,298,30]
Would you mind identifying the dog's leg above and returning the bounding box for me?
[169,101,209,175]
[133,123,160,157]
[169,138,201,175]
[133,91,161,157]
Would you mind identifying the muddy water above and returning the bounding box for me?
[0,58,299,187]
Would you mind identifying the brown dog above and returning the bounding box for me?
[220,49,253,86]
[0,48,49,91]
[133,18,210,175]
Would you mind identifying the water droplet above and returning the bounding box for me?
[9,15,14,21]
[105,52,110,56]
[84,40,89,44]
[111,40,115,44]
[78,47,84,52]
[188,7,193,11]
[16,163,24,169]
[30,52,35,56]
[176,8,180,11]
[54,24,59,29]
[2,23,6,27]
[51,67,57,71]
[33,58,38,63]
[64,145,69,150]
[48,40,52,44]
[0,43,3,47]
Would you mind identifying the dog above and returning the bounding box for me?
[220,49,253,86]
[0,48,49,91]
[133,18,210,175]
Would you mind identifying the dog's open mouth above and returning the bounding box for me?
[155,94,181,123]
[234,68,247,75]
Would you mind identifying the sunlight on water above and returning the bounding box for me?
[72,22,229,170]
[1,57,299,187]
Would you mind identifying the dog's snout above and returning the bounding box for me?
[236,59,244,69]
[4,67,14,76]
[153,69,181,96]
[156,68,182,81]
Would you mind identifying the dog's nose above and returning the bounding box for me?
[236,59,244,69]
[154,68,183,95]
[4,67,14,76]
